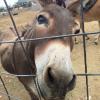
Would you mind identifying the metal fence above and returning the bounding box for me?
[0,0,100,100]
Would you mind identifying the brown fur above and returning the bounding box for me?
[38,0,100,43]
[39,0,100,21]
[0,4,76,100]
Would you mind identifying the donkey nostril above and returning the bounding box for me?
[44,67,56,88]
[47,67,55,83]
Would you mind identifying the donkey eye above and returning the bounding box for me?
[37,15,48,25]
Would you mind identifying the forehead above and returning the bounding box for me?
[42,4,67,15]
[40,4,74,24]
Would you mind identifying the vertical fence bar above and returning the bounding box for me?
[0,76,10,100]
[3,0,42,100]
[80,0,89,100]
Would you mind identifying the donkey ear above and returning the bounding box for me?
[67,0,80,17]
[38,0,45,7]
[38,0,54,7]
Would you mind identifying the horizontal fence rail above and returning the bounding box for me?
[0,31,100,44]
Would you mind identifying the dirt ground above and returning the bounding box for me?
[0,10,100,100]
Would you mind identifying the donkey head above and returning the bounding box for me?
[28,4,77,100]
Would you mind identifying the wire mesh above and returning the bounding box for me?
[0,0,100,100]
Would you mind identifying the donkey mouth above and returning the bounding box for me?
[47,75,76,100]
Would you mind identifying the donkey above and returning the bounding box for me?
[38,0,100,20]
[67,0,100,44]
[38,0,100,44]
[0,4,76,100]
